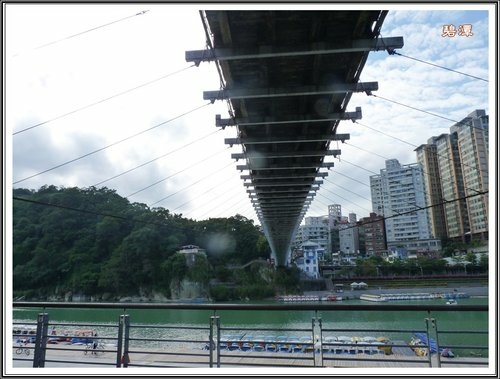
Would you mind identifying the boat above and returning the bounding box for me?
[277,336,291,352]
[264,335,277,352]
[446,299,458,305]
[376,336,393,355]
[442,292,469,299]
[322,336,337,353]
[277,295,320,302]
[360,292,453,302]
[410,332,454,357]
[277,294,343,302]
[13,325,37,344]
[359,294,387,302]
[203,334,395,355]
[252,336,266,352]
[321,295,343,302]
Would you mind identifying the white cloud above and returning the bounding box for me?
[7,5,492,226]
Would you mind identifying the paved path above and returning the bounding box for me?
[11,344,488,369]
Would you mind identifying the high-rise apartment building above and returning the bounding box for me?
[370,159,439,254]
[415,137,447,239]
[434,132,469,239]
[452,110,489,240]
[328,204,343,254]
[418,110,488,241]
[293,216,330,253]
[328,204,342,228]
[338,213,360,255]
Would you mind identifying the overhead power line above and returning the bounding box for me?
[12,195,193,233]
[340,159,379,176]
[125,146,228,199]
[318,188,372,215]
[333,170,370,188]
[354,120,489,179]
[183,182,245,220]
[324,176,374,203]
[92,129,221,187]
[339,190,488,231]
[13,65,195,135]
[149,159,234,208]
[12,10,150,57]
[13,102,212,185]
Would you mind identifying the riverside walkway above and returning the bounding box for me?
[12,343,488,368]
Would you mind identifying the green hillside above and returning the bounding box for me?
[12,186,274,301]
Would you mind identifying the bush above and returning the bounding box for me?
[236,284,275,300]
[209,284,236,301]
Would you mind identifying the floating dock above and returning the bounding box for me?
[360,292,469,302]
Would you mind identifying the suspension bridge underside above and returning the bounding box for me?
[186,10,403,266]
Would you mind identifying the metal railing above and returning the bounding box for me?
[11,302,488,368]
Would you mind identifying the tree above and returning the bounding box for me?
[274,266,301,294]
[162,253,188,288]
[12,185,269,300]
[187,255,210,285]
[478,254,488,272]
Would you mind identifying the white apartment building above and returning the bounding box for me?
[328,203,348,254]
[328,204,343,228]
[294,216,330,253]
[338,212,359,254]
[370,159,438,254]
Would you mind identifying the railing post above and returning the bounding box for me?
[311,315,316,366]
[117,315,124,367]
[432,318,442,367]
[424,317,433,367]
[209,315,220,367]
[122,314,130,367]
[216,316,221,368]
[209,316,215,367]
[317,316,323,367]
[311,313,323,367]
[33,313,49,367]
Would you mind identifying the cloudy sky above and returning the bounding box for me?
[5,3,494,225]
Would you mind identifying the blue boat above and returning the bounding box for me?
[412,332,454,357]
[442,292,469,299]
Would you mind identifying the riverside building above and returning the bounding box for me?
[370,159,441,255]
[416,109,489,242]
[293,216,331,254]
[358,212,386,256]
